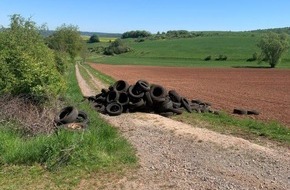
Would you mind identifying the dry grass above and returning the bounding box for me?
[0,94,59,135]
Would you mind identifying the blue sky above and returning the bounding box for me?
[0,0,289,33]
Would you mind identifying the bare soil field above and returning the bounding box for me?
[90,63,290,126]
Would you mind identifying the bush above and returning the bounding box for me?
[104,39,131,55]
[204,55,211,61]
[246,52,258,62]
[88,34,100,43]
[0,15,65,101]
[121,30,151,39]
[215,54,227,61]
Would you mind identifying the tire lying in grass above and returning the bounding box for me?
[150,84,167,102]
[113,80,129,92]
[181,97,192,113]
[106,102,123,116]
[233,108,247,115]
[75,110,89,124]
[54,106,79,125]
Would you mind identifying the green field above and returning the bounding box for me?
[88,32,290,68]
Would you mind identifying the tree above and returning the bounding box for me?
[46,24,83,60]
[88,34,100,43]
[257,32,289,68]
[0,14,65,100]
[104,39,131,55]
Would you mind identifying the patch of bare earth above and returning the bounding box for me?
[76,64,290,189]
[90,63,290,126]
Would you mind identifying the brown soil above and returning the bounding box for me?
[75,64,290,189]
[90,63,290,126]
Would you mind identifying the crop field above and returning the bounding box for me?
[90,63,290,126]
[90,33,290,68]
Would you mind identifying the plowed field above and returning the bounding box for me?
[90,63,290,126]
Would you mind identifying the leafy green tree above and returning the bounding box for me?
[257,32,289,68]
[88,34,100,43]
[0,14,65,100]
[104,39,130,55]
[46,24,83,60]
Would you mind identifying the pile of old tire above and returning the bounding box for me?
[54,106,89,130]
[85,79,218,117]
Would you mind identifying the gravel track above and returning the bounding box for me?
[76,64,290,189]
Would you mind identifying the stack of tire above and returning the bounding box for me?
[86,79,218,117]
[54,106,89,129]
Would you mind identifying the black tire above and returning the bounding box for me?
[118,92,130,106]
[93,103,106,113]
[75,111,89,124]
[106,102,123,116]
[135,80,150,92]
[233,108,247,115]
[144,91,153,107]
[172,102,181,108]
[129,98,145,109]
[150,84,167,102]
[181,98,192,113]
[247,110,260,115]
[106,90,119,104]
[54,106,79,125]
[113,80,129,92]
[128,85,145,99]
[159,112,174,117]
[168,107,183,115]
[168,90,181,103]
[159,98,173,112]
[191,99,203,104]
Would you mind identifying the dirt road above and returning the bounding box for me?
[76,64,290,189]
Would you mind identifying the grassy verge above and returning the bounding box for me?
[0,64,137,189]
[173,112,290,147]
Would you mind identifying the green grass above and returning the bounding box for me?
[0,64,137,189]
[88,33,290,69]
[173,112,290,146]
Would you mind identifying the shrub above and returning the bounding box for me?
[0,15,65,101]
[88,34,100,43]
[246,52,258,62]
[104,39,131,55]
[204,55,211,61]
[215,54,227,61]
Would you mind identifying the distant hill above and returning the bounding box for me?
[40,30,122,38]
[250,27,290,35]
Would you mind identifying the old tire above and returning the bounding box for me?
[136,80,150,92]
[181,98,192,113]
[118,92,130,106]
[150,84,167,102]
[168,90,181,103]
[233,108,247,115]
[113,80,129,92]
[106,90,119,104]
[54,106,79,125]
[75,110,89,124]
[106,102,123,116]
[247,110,260,115]
[128,85,145,99]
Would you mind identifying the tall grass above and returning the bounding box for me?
[0,64,137,189]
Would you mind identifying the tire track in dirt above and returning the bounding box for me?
[75,64,290,190]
